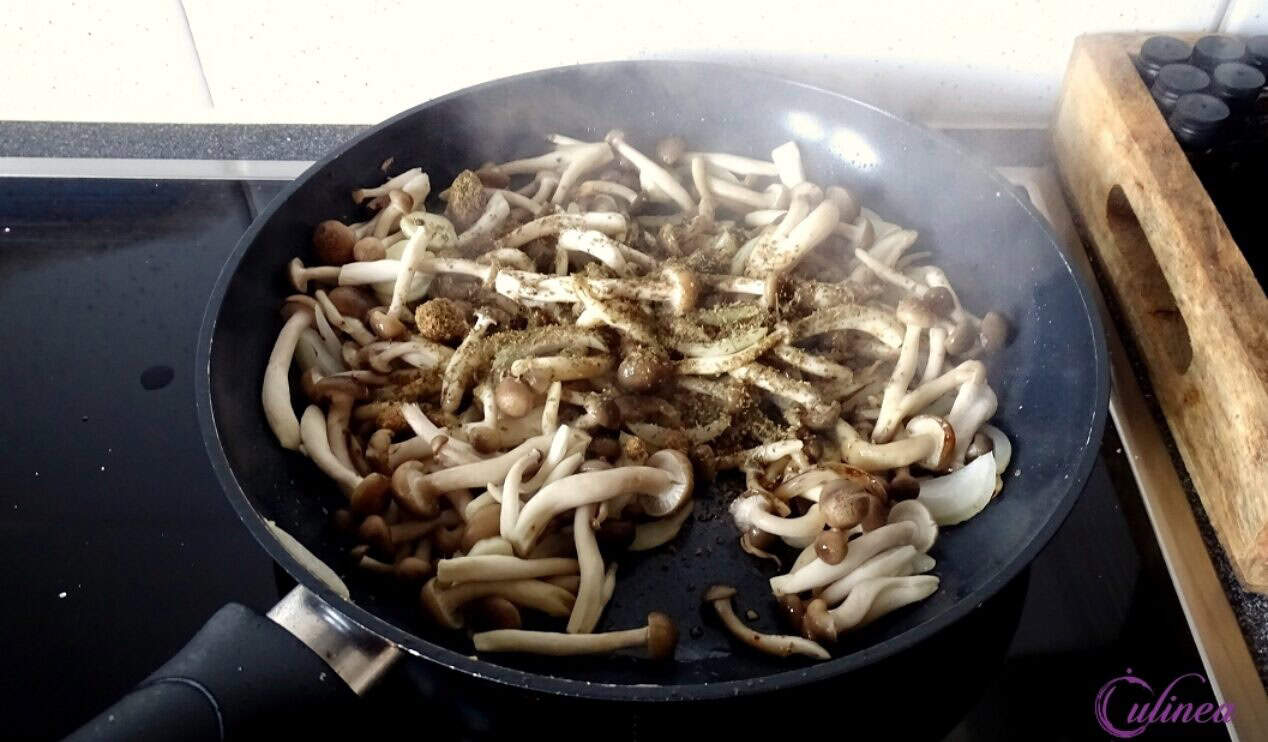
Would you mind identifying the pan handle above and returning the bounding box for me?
[66,587,400,741]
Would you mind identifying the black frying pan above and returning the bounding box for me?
[70,61,1108,740]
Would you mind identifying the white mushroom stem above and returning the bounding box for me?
[745,209,787,228]
[852,247,923,293]
[729,363,825,408]
[262,309,312,450]
[788,304,905,348]
[511,355,612,387]
[423,578,575,628]
[556,229,629,274]
[770,344,853,380]
[468,538,515,557]
[708,177,780,210]
[352,167,423,203]
[607,132,695,213]
[299,405,360,490]
[629,501,695,551]
[893,360,991,425]
[818,545,920,606]
[486,188,542,216]
[745,199,838,277]
[498,450,540,540]
[455,192,510,249]
[873,322,924,443]
[441,311,499,412]
[551,142,614,204]
[769,521,918,595]
[436,555,578,585]
[472,625,652,656]
[917,451,996,525]
[509,466,672,555]
[501,212,626,250]
[850,229,919,283]
[575,179,639,204]
[387,217,430,317]
[399,403,480,466]
[675,328,787,376]
[825,575,939,631]
[567,503,604,633]
[707,588,829,660]
[923,326,947,383]
[541,380,563,433]
[495,147,583,175]
[405,434,552,495]
[715,440,804,471]
[770,141,806,188]
[730,496,825,548]
[946,374,999,463]
[517,423,573,494]
[690,156,715,220]
[685,152,779,177]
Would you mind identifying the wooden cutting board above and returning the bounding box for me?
[1053,33,1268,593]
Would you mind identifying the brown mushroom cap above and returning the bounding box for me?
[394,556,433,582]
[979,311,1010,353]
[595,518,637,553]
[803,598,838,643]
[328,286,377,321]
[368,309,406,339]
[778,593,807,633]
[923,286,955,318]
[663,263,700,316]
[350,472,392,515]
[391,461,440,518]
[494,377,536,418]
[818,482,871,530]
[433,523,465,554]
[469,596,522,631]
[895,297,936,329]
[906,414,956,472]
[616,350,673,393]
[814,529,849,565]
[358,514,393,554]
[887,468,921,502]
[646,611,679,661]
[353,236,387,262]
[459,503,502,552]
[388,188,414,214]
[860,494,890,532]
[587,436,622,461]
[313,220,356,265]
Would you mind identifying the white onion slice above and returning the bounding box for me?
[917,451,996,525]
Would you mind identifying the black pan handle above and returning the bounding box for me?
[66,588,399,741]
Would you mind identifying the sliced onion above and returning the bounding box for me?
[917,452,996,525]
[981,424,1011,474]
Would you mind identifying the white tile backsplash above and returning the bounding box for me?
[1,0,1233,125]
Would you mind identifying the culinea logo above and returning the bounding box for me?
[1094,668,1234,737]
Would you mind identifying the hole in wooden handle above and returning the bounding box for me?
[1105,185,1193,375]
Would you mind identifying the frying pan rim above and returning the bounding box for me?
[195,59,1110,702]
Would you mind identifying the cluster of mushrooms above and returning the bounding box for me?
[263,129,1013,662]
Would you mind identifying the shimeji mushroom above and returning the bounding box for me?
[441,308,503,413]
[289,258,340,293]
[788,304,905,349]
[498,450,540,542]
[769,520,919,595]
[556,228,630,274]
[730,495,826,548]
[262,307,313,450]
[472,612,678,659]
[420,577,575,629]
[770,141,806,187]
[305,374,369,470]
[351,167,423,204]
[550,141,615,204]
[744,200,839,277]
[299,405,391,513]
[567,503,604,633]
[705,585,829,660]
[605,130,696,213]
[435,554,579,585]
[690,156,716,221]
[455,192,510,250]
[916,451,997,525]
[872,298,937,443]
[392,434,553,517]
[468,537,516,558]
[817,543,929,606]
[510,354,613,389]
[508,453,691,555]
[840,415,956,472]
[498,212,626,249]
[629,501,695,551]
[820,575,940,635]
[683,151,779,178]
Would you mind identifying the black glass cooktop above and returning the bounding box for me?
[0,176,1229,741]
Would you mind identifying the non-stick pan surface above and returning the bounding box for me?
[196,61,1108,702]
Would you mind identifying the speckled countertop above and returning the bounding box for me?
[2,120,1263,686]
